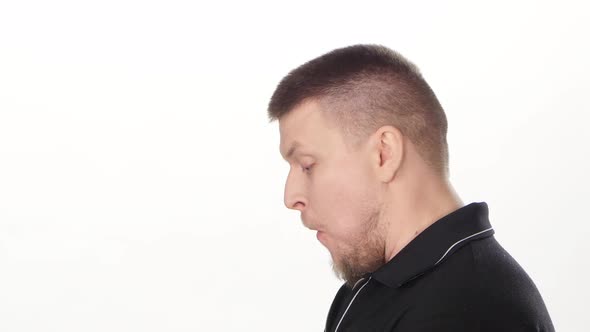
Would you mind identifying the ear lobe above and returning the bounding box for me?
[376,126,404,183]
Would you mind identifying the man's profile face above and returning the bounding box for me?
[278,100,387,285]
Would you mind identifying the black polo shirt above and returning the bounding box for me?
[324,202,554,332]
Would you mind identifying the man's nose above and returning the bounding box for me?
[284,170,306,211]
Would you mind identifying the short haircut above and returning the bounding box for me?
[267,44,449,176]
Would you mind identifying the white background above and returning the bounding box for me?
[1,1,588,331]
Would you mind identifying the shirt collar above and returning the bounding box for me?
[370,202,495,288]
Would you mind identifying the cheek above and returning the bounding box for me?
[311,162,378,234]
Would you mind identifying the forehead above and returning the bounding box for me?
[278,100,336,156]
[279,101,320,137]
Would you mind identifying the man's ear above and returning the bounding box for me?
[371,126,404,183]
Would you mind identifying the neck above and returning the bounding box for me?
[381,172,463,263]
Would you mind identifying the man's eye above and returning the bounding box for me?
[302,164,314,173]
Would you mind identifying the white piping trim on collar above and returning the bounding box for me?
[434,227,494,266]
[334,276,372,332]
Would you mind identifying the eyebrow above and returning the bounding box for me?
[282,141,303,161]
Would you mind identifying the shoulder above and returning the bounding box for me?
[395,237,554,331]
[470,237,554,328]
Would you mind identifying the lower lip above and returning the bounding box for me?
[316,231,324,242]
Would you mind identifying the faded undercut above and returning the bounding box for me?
[267,44,449,176]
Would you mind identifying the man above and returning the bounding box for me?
[267,45,554,331]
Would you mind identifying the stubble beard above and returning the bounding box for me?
[330,209,386,288]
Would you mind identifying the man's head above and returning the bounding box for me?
[268,45,450,286]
